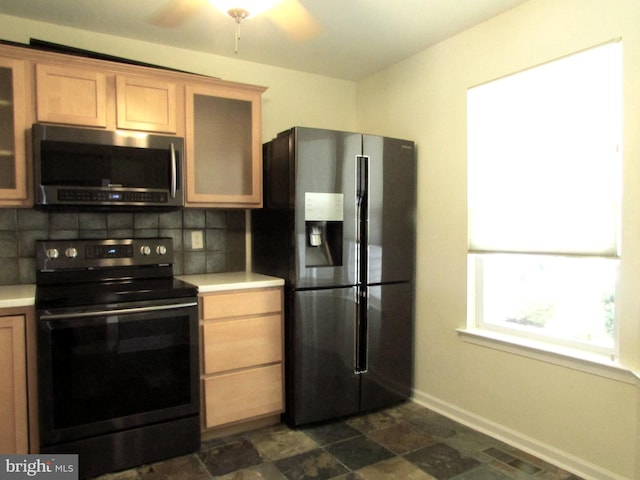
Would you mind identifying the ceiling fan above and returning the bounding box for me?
[150,0,323,50]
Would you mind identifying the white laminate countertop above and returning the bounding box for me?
[178,271,284,293]
[0,284,36,308]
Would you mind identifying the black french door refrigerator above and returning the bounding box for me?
[252,127,416,427]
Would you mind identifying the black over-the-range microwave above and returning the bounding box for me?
[33,123,185,210]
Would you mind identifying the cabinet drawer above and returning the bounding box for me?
[201,288,281,320]
[203,364,283,428]
[202,314,282,374]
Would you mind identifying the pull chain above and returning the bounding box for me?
[235,21,240,54]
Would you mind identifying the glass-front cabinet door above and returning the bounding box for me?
[185,83,266,208]
[0,57,28,204]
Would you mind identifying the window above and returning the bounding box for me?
[466,41,622,357]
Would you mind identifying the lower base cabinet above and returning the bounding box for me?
[0,314,28,453]
[200,287,284,432]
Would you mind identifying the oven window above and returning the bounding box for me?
[47,311,194,430]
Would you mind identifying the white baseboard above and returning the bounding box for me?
[411,389,628,480]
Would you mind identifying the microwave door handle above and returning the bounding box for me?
[170,142,177,198]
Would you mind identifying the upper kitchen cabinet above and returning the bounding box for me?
[35,63,108,127]
[36,64,181,134]
[0,43,267,207]
[185,83,266,208]
[0,56,30,206]
[116,75,178,133]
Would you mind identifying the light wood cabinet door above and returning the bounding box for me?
[35,63,107,127]
[203,364,283,428]
[0,56,29,204]
[116,75,177,133]
[185,83,265,208]
[0,315,28,454]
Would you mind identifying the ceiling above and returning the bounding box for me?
[0,0,529,81]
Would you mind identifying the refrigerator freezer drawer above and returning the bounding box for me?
[360,282,413,412]
[289,287,360,426]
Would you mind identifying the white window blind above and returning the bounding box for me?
[467,41,622,257]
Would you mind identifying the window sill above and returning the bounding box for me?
[456,328,639,385]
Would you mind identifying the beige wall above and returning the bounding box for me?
[0,14,357,141]
[356,0,640,478]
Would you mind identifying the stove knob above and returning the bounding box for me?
[140,245,151,256]
[46,248,59,259]
[156,245,167,256]
[65,247,78,259]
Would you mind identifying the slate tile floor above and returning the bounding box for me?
[97,402,584,480]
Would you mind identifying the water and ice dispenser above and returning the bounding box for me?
[304,192,343,267]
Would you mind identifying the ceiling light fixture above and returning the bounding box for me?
[209,0,280,53]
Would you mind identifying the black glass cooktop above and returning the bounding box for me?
[36,277,198,310]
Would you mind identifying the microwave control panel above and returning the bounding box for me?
[57,189,169,204]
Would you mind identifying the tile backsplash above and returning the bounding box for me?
[0,208,246,285]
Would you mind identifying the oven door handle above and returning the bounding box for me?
[39,301,198,320]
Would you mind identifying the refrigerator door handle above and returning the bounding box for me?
[355,287,368,374]
[355,155,369,286]
[355,154,369,375]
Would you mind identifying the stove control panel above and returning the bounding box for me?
[36,238,175,271]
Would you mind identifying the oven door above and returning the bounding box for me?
[37,297,199,447]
